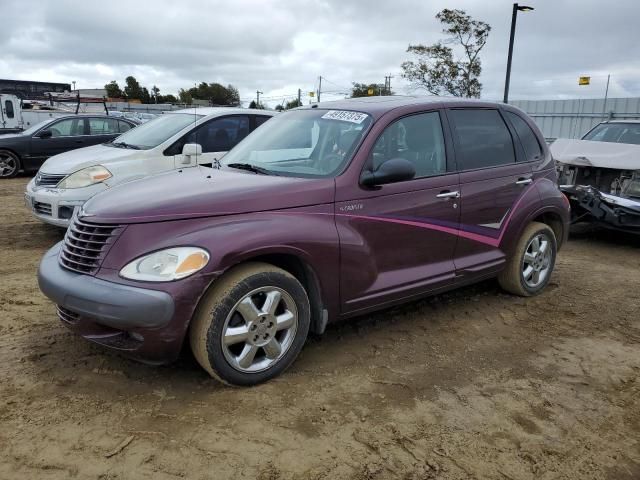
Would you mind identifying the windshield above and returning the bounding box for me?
[111,113,202,149]
[583,123,640,145]
[221,109,372,177]
[21,118,58,136]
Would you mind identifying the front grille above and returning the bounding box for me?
[35,173,66,187]
[33,201,52,216]
[59,217,123,274]
[57,305,79,324]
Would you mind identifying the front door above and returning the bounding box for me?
[31,117,88,161]
[446,108,534,277]
[336,110,460,314]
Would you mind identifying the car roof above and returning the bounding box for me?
[602,120,640,124]
[48,114,136,122]
[298,95,506,119]
[168,107,277,118]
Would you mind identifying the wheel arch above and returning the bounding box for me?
[216,250,329,335]
[531,210,566,249]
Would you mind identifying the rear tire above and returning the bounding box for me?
[0,150,21,178]
[189,262,310,386]
[498,222,557,297]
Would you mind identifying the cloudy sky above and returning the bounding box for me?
[2,0,638,107]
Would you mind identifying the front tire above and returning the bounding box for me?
[498,222,557,297]
[0,150,21,178]
[189,262,310,386]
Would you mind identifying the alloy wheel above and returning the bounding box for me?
[521,233,552,288]
[0,153,17,178]
[221,286,298,373]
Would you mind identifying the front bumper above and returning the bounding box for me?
[38,243,184,364]
[25,179,107,228]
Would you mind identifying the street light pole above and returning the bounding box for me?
[503,3,534,104]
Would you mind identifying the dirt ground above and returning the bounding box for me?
[1,176,639,480]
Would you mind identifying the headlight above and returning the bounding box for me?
[120,247,210,282]
[57,165,112,189]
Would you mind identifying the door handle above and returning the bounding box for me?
[436,190,460,199]
[515,177,533,185]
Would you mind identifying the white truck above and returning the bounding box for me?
[1,94,72,134]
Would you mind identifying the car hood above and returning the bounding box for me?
[551,138,640,170]
[83,166,334,224]
[39,144,142,174]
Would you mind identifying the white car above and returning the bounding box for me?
[25,108,276,227]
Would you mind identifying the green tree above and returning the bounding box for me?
[285,98,302,109]
[178,89,192,104]
[248,100,258,109]
[401,9,491,98]
[275,104,284,112]
[158,93,177,103]
[124,76,144,100]
[186,82,241,106]
[104,80,123,98]
[351,82,385,98]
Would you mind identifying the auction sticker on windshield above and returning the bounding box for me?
[321,110,369,124]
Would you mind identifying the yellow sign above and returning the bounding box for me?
[368,88,374,96]
[309,91,315,97]
[578,76,591,86]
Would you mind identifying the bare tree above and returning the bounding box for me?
[401,9,491,98]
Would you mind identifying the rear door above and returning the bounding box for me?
[336,110,461,313]
[171,115,251,167]
[446,108,534,278]
[88,117,122,145]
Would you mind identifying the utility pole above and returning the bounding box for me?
[602,74,611,120]
[297,88,301,107]
[256,90,263,107]
[503,4,534,103]
[317,76,322,103]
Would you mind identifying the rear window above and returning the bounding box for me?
[5,100,14,119]
[583,123,640,145]
[505,111,542,162]
[449,109,516,170]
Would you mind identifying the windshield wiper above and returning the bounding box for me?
[110,141,141,150]
[226,163,278,175]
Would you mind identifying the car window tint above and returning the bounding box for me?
[184,116,250,153]
[89,118,119,135]
[49,118,85,137]
[255,116,271,128]
[505,111,542,162]
[118,120,132,133]
[449,109,515,170]
[371,111,446,178]
[5,100,14,119]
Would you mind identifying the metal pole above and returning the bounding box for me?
[602,74,610,120]
[317,76,322,102]
[503,3,519,103]
[297,88,301,107]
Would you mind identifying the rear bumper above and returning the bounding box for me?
[37,243,187,364]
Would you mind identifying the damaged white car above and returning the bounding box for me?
[551,120,640,234]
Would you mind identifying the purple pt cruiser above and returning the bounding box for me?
[38,96,570,385]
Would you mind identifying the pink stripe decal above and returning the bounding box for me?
[334,179,540,248]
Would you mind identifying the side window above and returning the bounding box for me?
[505,111,542,162]
[5,100,14,119]
[49,118,86,137]
[254,116,271,128]
[449,109,515,170]
[89,118,119,135]
[118,120,133,133]
[370,111,446,178]
[183,116,250,153]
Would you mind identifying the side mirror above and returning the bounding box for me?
[181,143,202,164]
[37,129,52,139]
[360,158,416,187]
